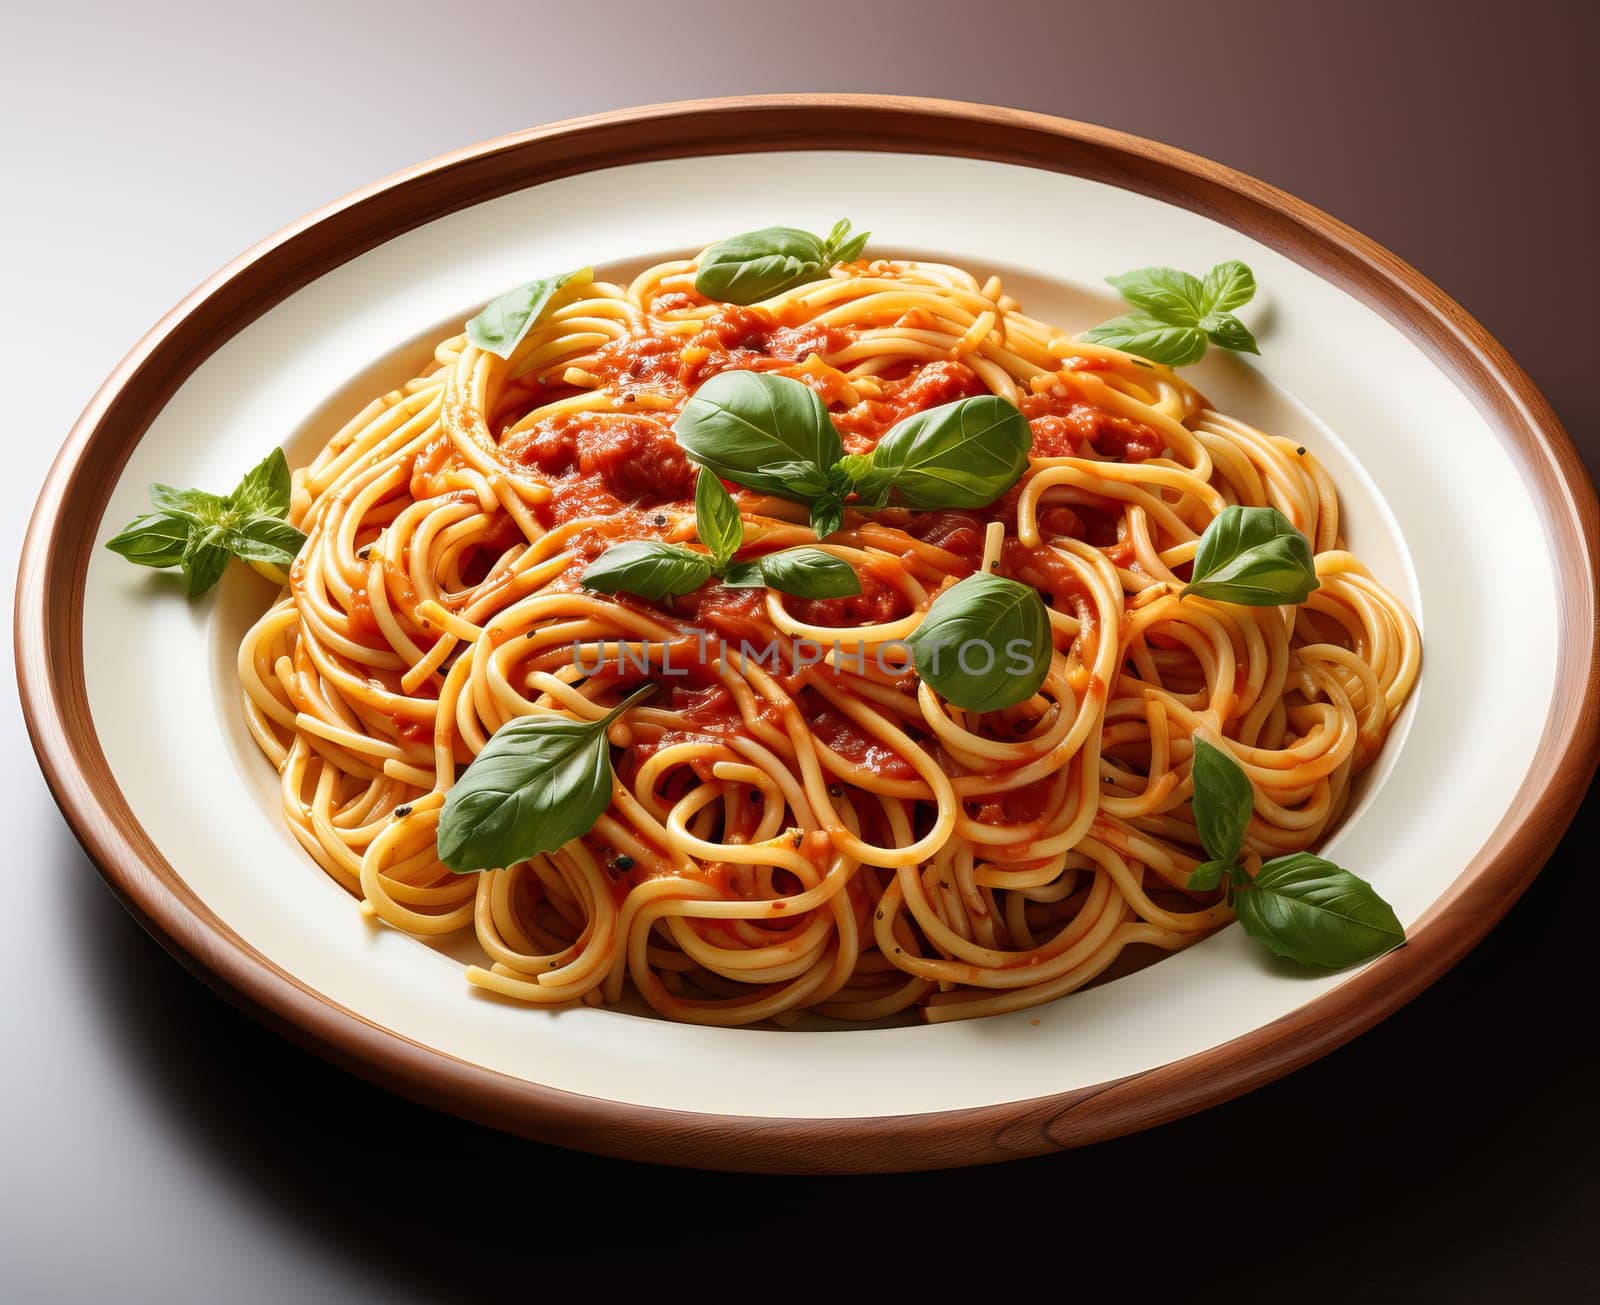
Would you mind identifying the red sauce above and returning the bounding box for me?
[834,360,986,450]
[787,564,909,628]
[674,682,749,735]
[974,777,1056,825]
[677,584,770,646]
[504,413,697,525]
[903,510,987,569]
[345,586,388,648]
[801,689,915,779]
[1021,392,1164,462]
[1002,537,1091,608]
[563,311,853,402]
[1037,506,1086,539]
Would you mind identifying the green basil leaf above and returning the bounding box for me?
[1089,261,1262,366]
[1081,314,1209,366]
[1184,505,1319,606]
[907,572,1053,712]
[581,540,712,601]
[1234,852,1405,968]
[834,452,888,505]
[1106,267,1207,326]
[437,684,654,873]
[719,561,766,588]
[1202,310,1260,356]
[1186,859,1228,892]
[756,548,861,599]
[1201,260,1256,314]
[229,514,307,566]
[149,484,227,524]
[181,525,232,597]
[674,371,842,500]
[105,513,194,568]
[229,446,292,518]
[466,268,591,359]
[866,395,1031,509]
[809,494,845,541]
[1190,738,1254,866]
[827,219,870,266]
[695,223,866,304]
[693,467,744,570]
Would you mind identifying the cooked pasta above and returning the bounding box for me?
[237,244,1419,1026]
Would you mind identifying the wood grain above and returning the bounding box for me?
[14,96,1600,1173]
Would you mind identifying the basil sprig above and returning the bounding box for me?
[1184,506,1319,605]
[1185,735,1405,968]
[581,467,861,602]
[582,541,713,601]
[466,268,591,359]
[105,447,307,597]
[437,684,655,873]
[1187,738,1254,886]
[1234,853,1406,968]
[673,372,1032,537]
[1083,260,1260,366]
[847,394,1031,510]
[695,219,869,305]
[721,548,860,599]
[674,371,850,536]
[906,572,1053,712]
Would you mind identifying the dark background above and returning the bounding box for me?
[6,2,1597,1300]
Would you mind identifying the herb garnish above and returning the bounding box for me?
[105,448,306,597]
[437,684,656,873]
[466,268,592,359]
[905,572,1053,712]
[672,372,1033,537]
[1183,506,1320,606]
[1083,261,1260,366]
[580,467,862,602]
[841,394,1031,510]
[695,220,869,304]
[1186,737,1405,967]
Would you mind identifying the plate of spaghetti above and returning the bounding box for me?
[18,97,1598,1172]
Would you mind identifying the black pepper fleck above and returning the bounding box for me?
[827,783,842,798]
[393,804,413,817]
[653,513,668,527]
[1296,446,1307,455]
[357,546,371,560]
[614,854,635,871]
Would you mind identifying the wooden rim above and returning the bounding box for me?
[15,95,1599,1173]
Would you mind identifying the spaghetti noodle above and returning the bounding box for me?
[238,248,1420,1025]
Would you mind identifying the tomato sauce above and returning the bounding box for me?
[800,689,915,779]
[1002,537,1092,608]
[1020,391,1164,462]
[903,510,988,570]
[974,777,1057,825]
[834,360,987,451]
[787,564,910,628]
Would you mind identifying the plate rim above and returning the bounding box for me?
[15,94,1599,1173]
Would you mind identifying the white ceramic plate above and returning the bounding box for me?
[20,99,1597,1172]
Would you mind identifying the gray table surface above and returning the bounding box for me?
[6,2,1596,1300]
